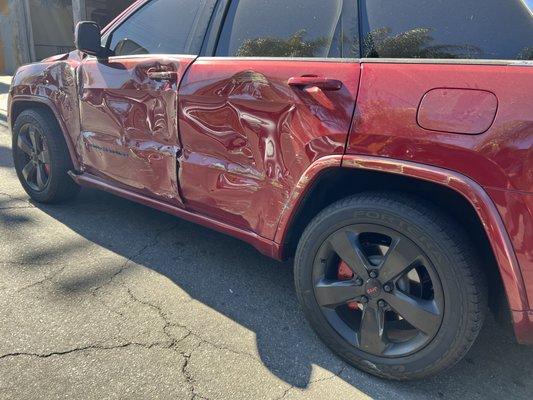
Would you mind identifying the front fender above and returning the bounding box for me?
[9,54,83,171]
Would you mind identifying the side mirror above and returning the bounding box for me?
[75,21,105,57]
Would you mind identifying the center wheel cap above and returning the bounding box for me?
[364,279,382,298]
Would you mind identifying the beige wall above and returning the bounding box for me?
[0,0,32,74]
[28,0,75,60]
[0,0,134,73]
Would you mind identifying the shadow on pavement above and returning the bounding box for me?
[0,144,13,168]
[23,186,533,400]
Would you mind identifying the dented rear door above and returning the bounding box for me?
[177,0,361,238]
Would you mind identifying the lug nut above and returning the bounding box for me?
[360,296,369,304]
[378,300,387,308]
[369,270,379,279]
[355,277,364,286]
[383,284,393,293]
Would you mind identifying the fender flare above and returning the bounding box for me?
[275,154,528,312]
[9,95,81,171]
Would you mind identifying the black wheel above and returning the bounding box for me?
[12,109,80,203]
[295,192,487,380]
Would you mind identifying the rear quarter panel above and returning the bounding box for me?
[348,62,533,192]
[347,61,533,310]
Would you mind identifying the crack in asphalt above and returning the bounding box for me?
[90,222,181,317]
[0,220,257,398]
[92,222,181,295]
[0,190,35,211]
[0,340,176,361]
[14,266,67,293]
[0,206,35,210]
[0,215,292,399]
[0,263,65,292]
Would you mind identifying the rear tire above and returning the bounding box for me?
[294,192,487,380]
[12,109,80,203]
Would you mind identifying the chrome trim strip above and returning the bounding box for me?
[360,58,533,66]
[194,56,532,66]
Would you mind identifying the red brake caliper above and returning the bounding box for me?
[338,261,360,311]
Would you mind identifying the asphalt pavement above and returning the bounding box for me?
[0,77,532,399]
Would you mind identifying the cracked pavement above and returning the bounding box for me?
[1,83,533,399]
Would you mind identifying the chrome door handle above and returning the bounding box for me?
[147,70,177,81]
[288,76,343,91]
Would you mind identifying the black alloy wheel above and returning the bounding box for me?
[313,224,444,358]
[295,193,487,380]
[12,109,80,203]
[15,123,51,192]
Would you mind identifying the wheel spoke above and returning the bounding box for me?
[315,279,364,308]
[38,149,51,164]
[359,303,388,354]
[36,164,47,190]
[17,135,33,156]
[22,160,36,181]
[384,291,441,335]
[28,127,39,152]
[379,237,421,283]
[329,230,370,278]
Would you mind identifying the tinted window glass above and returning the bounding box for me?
[216,0,359,58]
[108,0,216,56]
[361,0,533,60]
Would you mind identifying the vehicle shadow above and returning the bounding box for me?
[29,188,533,399]
[0,144,13,168]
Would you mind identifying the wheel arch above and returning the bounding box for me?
[10,96,81,171]
[276,155,528,317]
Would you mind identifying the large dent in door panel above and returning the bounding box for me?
[179,60,360,238]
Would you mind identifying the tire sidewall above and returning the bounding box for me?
[12,110,74,203]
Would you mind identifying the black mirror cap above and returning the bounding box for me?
[75,21,104,57]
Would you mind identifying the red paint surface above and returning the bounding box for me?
[512,310,533,344]
[417,88,498,134]
[488,188,533,307]
[9,52,85,170]
[348,63,533,193]
[178,58,360,238]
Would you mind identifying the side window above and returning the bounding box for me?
[106,0,216,56]
[216,0,359,58]
[360,0,533,60]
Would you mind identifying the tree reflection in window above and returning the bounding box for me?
[518,47,533,60]
[236,30,329,58]
[363,27,484,59]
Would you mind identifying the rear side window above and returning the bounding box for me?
[216,0,359,58]
[107,0,216,56]
[360,0,533,60]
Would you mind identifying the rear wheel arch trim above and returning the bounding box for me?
[275,154,528,312]
[10,95,81,171]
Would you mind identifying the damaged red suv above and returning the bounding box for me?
[7,0,533,379]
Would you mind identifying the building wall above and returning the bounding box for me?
[0,0,32,74]
[0,0,134,74]
[28,0,75,60]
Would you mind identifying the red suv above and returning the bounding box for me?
[7,0,533,379]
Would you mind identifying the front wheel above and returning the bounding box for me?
[294,192,487,380]
[12,109,80,203]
